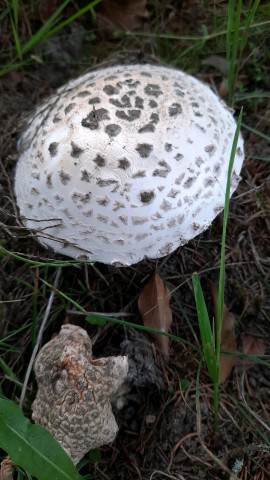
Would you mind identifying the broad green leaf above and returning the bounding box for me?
[0,399,82,480]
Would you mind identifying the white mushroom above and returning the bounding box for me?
[15,64,244,266]
[32,324,128,465]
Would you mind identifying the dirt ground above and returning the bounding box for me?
[0,1,270,479]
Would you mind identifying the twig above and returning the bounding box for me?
[150,470,188,480]
[168,432,198,470]
[19,268,62,408]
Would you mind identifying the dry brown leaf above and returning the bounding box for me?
[97,0,149,35]
[210,281,238,383]
[218,80,228,98]
[138,273,172,359]
[240,335,266,371]
[201,55,228,76]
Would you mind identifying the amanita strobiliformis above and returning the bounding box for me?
[15,64,244,266]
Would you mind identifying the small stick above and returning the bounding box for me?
[19,268,62,408]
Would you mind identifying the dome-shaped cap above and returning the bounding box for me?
[15,64,244,266]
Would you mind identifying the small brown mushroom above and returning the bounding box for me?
[32,325,128,464]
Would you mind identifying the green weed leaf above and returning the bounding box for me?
[0,398,82,480]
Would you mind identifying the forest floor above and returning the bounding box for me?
[0,1,270,479]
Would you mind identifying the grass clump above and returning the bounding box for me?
[1,0,102,77]
[226,0,260,104]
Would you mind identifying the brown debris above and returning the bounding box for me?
[97,0,150,35]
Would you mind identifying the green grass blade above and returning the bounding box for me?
[216,108,243,367]
[0,61,27,77]
[21,0,102,56]
[119,18,270,44]
[6,0,22,61]
[0,245,88,267]
[226,0,233,68]
[192,273,217,382]
[226,0,242,103]
[192,109,243,430]
[247,156,270,162]
[11,0,19,27]
[10,16,23,60]
[21,0,72,55]
[1,0,102,76]
[239,0,260,54]
[86,314,196,349]
[234,92,270,101]
[226,1,260,104]
[39,277,197,349]
[0,357,22,386]
[43,0,103,41]
[242,123,270,142]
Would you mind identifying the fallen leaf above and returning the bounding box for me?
[138,273,172,359]
[201,55,228,76]
[218,80,228,98]
[97,0,149,35]
[210,281,237,383]
[240,335,265,371]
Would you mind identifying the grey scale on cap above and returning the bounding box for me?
[15,64,244,266]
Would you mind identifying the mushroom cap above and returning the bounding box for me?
[15,64,244,266]
[32,324,129,464]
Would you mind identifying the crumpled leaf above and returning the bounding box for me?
[97,0,149,34]
[240,335,266,370]
[210,281,237,383]
[138,273,172,359]
[0,399,82,480]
